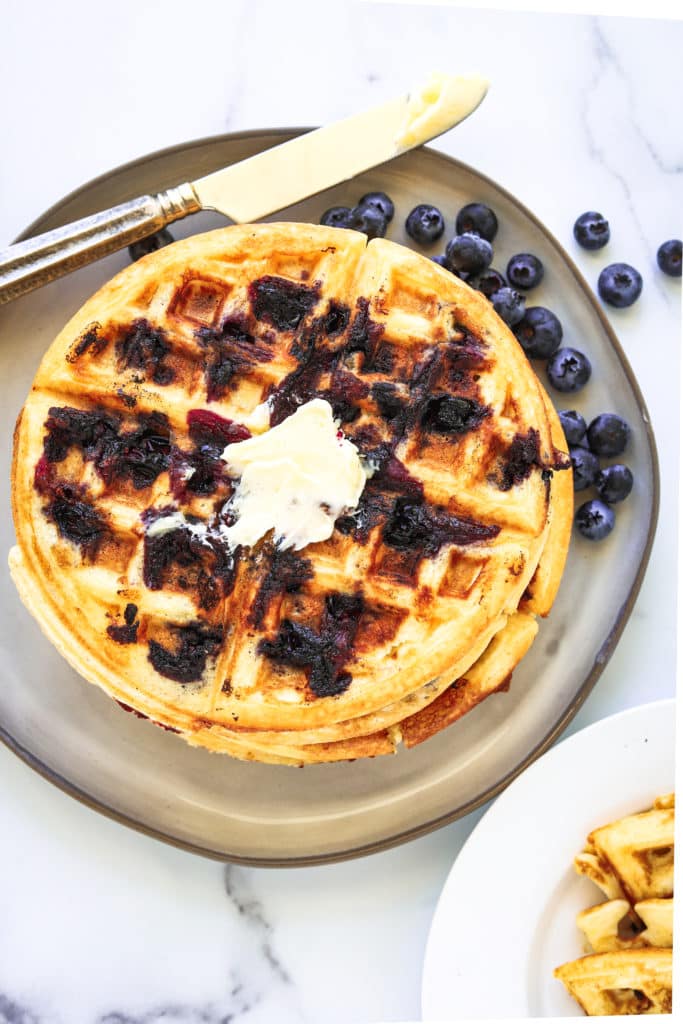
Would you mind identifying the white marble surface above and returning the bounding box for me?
[0,2,681,1022]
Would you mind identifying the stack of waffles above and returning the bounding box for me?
[555,794,674,1015]
[10,224,572,765]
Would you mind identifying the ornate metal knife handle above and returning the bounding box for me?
[0,184,201,306]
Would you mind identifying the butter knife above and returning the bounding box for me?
[0,73,487,305]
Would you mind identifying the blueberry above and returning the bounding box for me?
[320,206,354,229]
[128,228,174,262]
[546,347,592,393]
[596,464,634,504]
[490,286,526,327]
[468,268,507,299]
[432,254,448,268]
[358,191,395,223]
[350,204,387,239]
[575,499,615,541]
[513,307,563,359]
[405,204,445,245]
[598,263,643,308]
[657,239,682,278]
[444,232,493,275]
[586,413,630,457]
[455,203,498,242]
[573,211,610,251]
[559,409,587,446]
[506,253,544,290]
[569,446,600,491]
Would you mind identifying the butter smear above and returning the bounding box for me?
[395,72,489,150]
[220,399,366,551]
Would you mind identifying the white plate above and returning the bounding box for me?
[421,698,675,1019]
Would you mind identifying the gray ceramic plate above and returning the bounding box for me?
[0,131,658,865]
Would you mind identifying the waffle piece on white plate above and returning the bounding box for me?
[555,794,674,1015]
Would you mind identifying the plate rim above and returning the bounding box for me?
[420,696,675,1019]
[1,128,661,867]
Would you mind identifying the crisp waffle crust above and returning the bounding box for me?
[10,223,571,764]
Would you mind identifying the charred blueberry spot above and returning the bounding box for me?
[367,445,424,497]
[43,406,119,464]
[124,602,138,625]
[268,345,338,426]
[34,454,54,494]
[383,497,499,554]
[170,446,227,500]
[197,316,274,401]
[107,621,139,644]
[44,488,109,560]
[497,429,541,491]
[320,371,369,424]
[258,590,363,697]
[371,382,405,422]
[335,490,391,544]
[187,409,251,449]
[207,353,235,401]
[116,319,174,386]
[104,413,171,490]
[421,394,490,435]
[322,300,350,336]
[144,527,196,591]
[249,276,320,331]
[345,297,385,363]
[42,406,171,490]
[67,323,108,362]
[148,622,223,683]
[250,549,314,628]
[143,521,236,609]
[198,315,254,347]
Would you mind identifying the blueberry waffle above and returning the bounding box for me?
[9,224,572,764]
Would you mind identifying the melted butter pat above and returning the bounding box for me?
[396,72,489,149]
[221,399,366,551]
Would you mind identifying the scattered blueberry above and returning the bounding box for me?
[586,413,630,457]
[358,191,395,223]
[468,268,507,298]
[350,204,387,239]
[506,253,544,290]
[490,286,526,327]
[596,464,634,504]
[432,254,449,268]
[405,204,445,245]
[513,306,563,359]
[445,232,493,275]
[559,409,587,446]
[657,239,682,278]
[573,212,610,251]
[128,228,174,262]
[569,446,600,491]
[455,202,498,242]
[320,206,354,229]
[597,263,643,308]
[546,347,592,393]
[575,499,615,541]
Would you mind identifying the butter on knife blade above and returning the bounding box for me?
[193,72,489,223]
[395,72,489,150]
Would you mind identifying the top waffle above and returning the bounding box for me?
[10,223,571,763]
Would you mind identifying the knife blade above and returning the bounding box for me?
[0,73,488,305]
[194,73,489,221]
